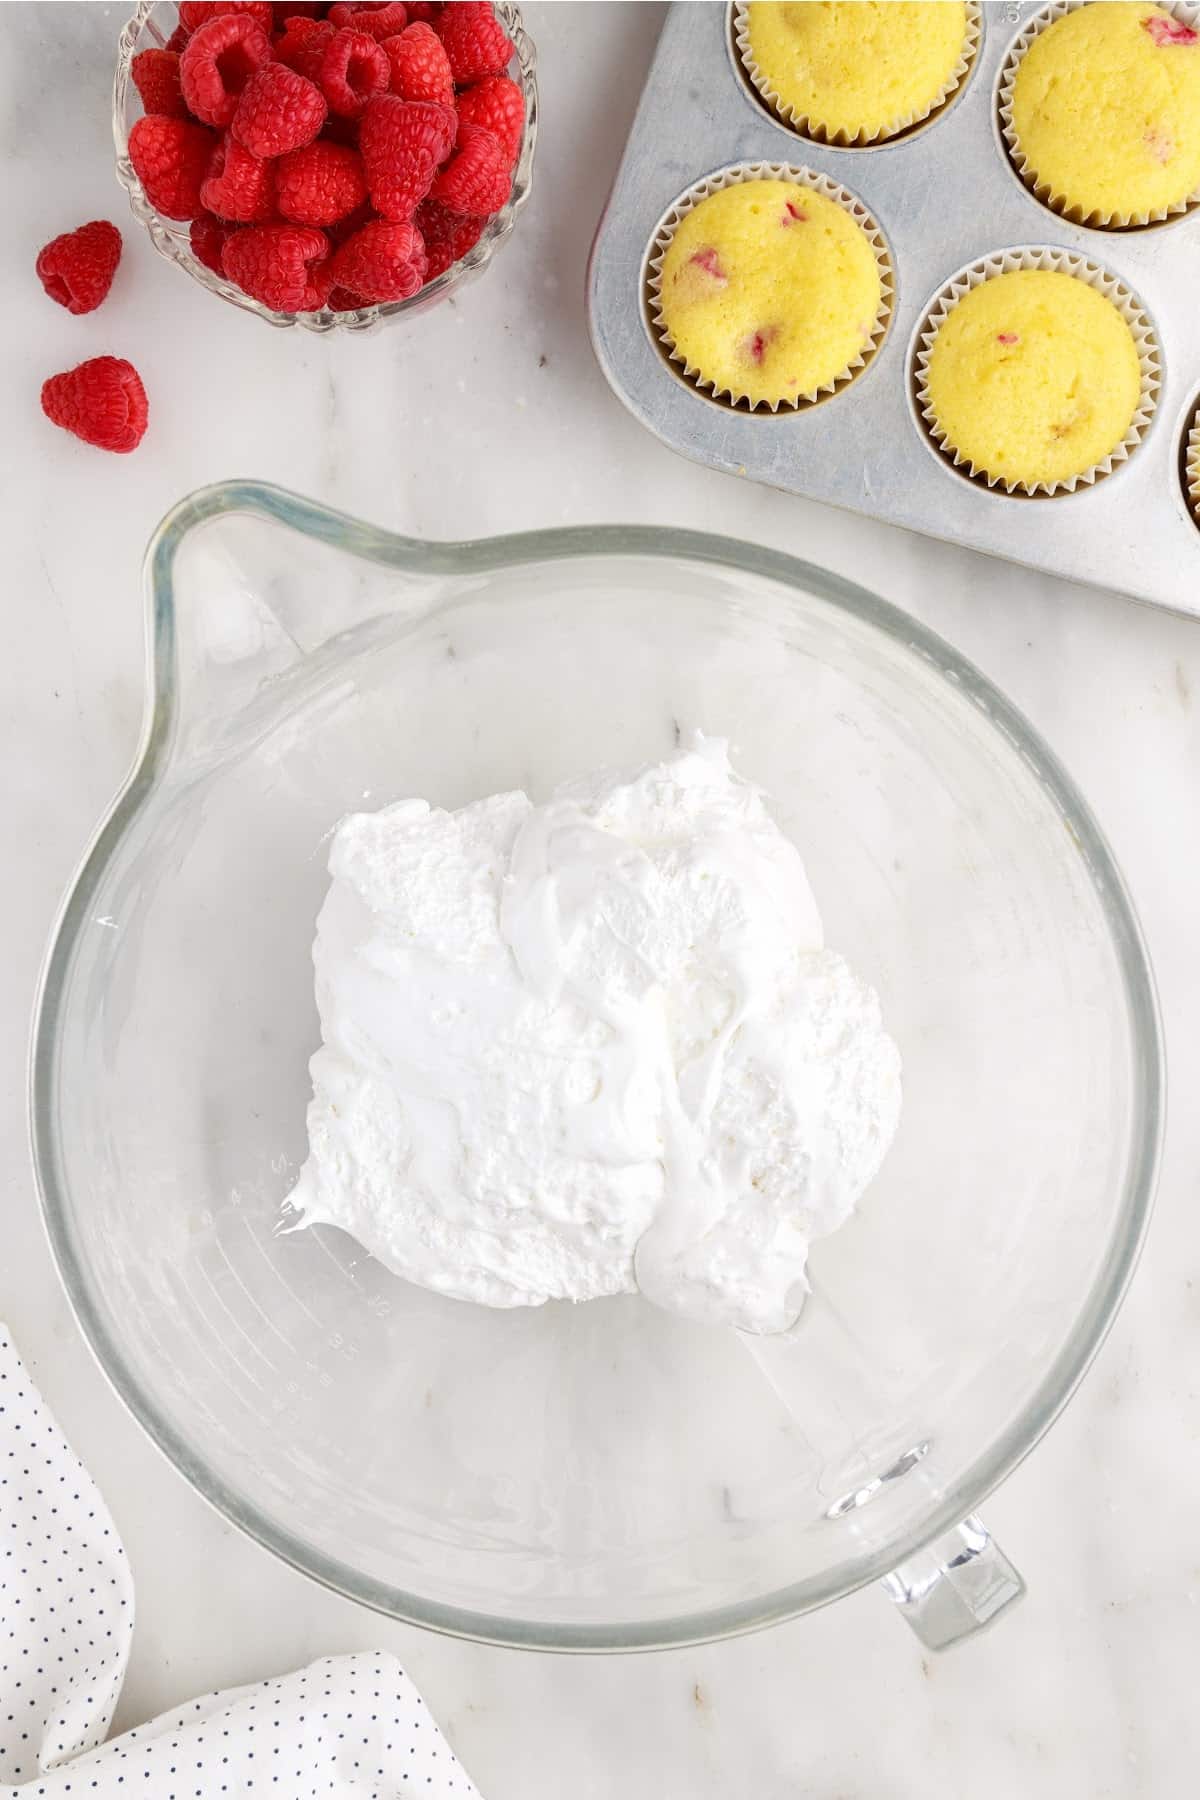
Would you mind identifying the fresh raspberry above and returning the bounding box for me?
[436,2,512,82]
[222,222,331,307]
[455,74,523,164]
[128,114,216,219]
[320,111,362,145]
[131,48,189,118]
[406,1,442,21]
[276,139,367,223]
[180,13,274,127]
[360,93,454,218]
[327,199,374,243]
[272,1,326,22]
[330,217,426,299]
[41,356,148,454]
[414,195,482,278]
[232,62,327,155]
[320,27,391,116]
[179,1,274,31]
[383,22,453,103]
[328,2,410,37]
[36,220,122,315]
[201,132,278,221]
[327,284,368,310]
[429,118,509,215]
[165,23,191,52]
[275,18,335,81]
[190,209,231,272]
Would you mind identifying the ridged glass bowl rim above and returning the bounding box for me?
[112,2,538,332]
[29,481,1165,1651]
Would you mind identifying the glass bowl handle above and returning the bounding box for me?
[881,1514,1025,1650]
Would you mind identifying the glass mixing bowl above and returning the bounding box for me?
[31,483,1163,1651]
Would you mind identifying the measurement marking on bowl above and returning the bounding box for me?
[826,1442,931,1519]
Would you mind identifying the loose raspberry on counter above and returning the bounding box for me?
[328,3,411,39]
[233,61,328,155]
[330,217,426,299]
[202,132,278,221]
[415,195,483,279]
[222,221,332,307]
[36,220,122,315]
[455,74,523,164]
[383,22,454,105]
[179,1,274,31]
[128,113,216,219]
[275,17,336,82]
[276,139,368,224]
[429,119,510,216]
[436,1,514,83]
[41,356,148,454]
[190,209,230,272]
[130,48,189,119]
[320,27,392,117]
[360,93,455,218]
[179,12,274,127]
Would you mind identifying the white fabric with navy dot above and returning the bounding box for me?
[0,1330,479,1799]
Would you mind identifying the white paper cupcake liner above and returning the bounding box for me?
[645,163,894,413]
[1185,408,1200,521]
[733,0,981,147]
[913,246,1161,497]
[999,0,1200,229]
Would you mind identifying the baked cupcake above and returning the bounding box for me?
[737,1,976,145]
[1004,3,1200,226]
[918,265,1147,492]
[652,176,887,408]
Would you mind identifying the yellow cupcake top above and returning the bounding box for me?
[655,180,884,406]
[922,269,1143,488]
[743,1,970,142]
[1009,3,1200,221]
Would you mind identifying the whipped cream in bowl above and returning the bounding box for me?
[290,736,902,1335]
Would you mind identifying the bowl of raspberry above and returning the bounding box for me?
[113,1,536,330]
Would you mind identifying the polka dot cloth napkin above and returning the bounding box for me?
[0,1329,479,1799]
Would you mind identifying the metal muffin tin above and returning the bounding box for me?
[587,1,1200,616]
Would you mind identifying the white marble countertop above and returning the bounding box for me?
[4,3,1199,1794]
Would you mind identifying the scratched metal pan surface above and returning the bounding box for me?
[587,1,1200,617]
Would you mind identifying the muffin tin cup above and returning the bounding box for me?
[733,0,982,147]
[998,0,1200,230]
[646,163,894,412]
[912,246,1161,498]
[1186,410,1200,521]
